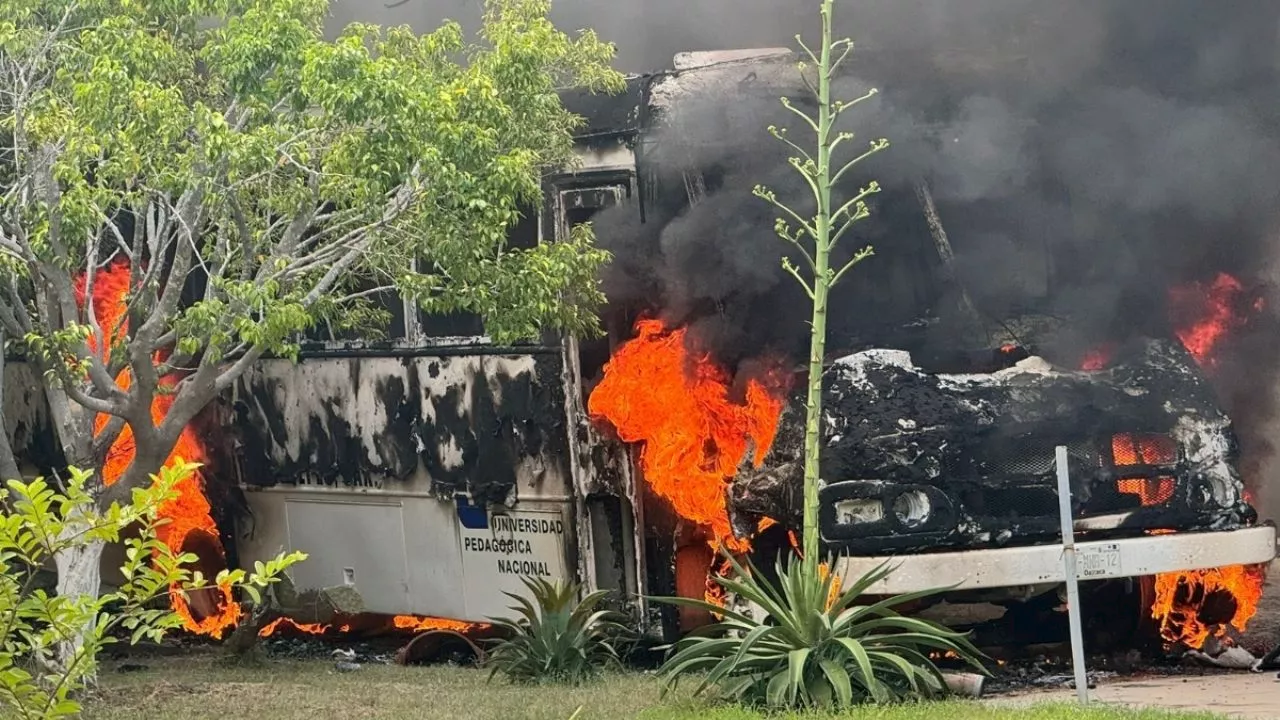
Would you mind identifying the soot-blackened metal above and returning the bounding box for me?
[729,338,1253,554]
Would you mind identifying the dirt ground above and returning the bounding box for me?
[999,674,1280,720]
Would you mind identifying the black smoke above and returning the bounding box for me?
[595,2,1280,353]
[333,1,1280,512]
[584,1,1280,512]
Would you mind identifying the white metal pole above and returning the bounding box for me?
[1055,445,1090,705]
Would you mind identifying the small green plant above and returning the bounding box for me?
[657,555,985,709]
[486,577,631,685]
[0,462,305,719]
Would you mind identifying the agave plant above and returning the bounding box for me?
[486,576,632,685]
[657,554,986,708]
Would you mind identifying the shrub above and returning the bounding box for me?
[0,462,304,719]
[657,554,986,709]
[486,576,631,685]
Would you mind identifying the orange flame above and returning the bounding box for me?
[1150,564,1267,649]
[259,617,330,637]
[76,261,240,638]
[1116,477,1176,507]
[257,614,482,638]
[1082,272,1258,371]
[1112,433,1177,467]
[587,320,790,612]
[1168,272,1252,367]
[390,615,483,634]
[587,319,789,552]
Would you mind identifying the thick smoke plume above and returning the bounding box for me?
[335,1,1280,513]
[588,1,1280,514]
[594,2,1280,342]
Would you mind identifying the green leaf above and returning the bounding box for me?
[786,647,810,706]
[818,657,853,706]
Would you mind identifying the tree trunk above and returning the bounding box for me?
[53,522,107,673]
[224,601,273,658]
[45,385,105,674]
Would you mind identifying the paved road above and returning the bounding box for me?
[1000,673,1280,719]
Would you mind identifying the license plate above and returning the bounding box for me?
[1078,543,1122,579]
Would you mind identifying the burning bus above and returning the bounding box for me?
[224,49,1273,651]
[570,50,1276,647]
[2,47,1276,653]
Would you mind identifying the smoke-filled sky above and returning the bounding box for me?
[332,0,1280,352]
[330,0,809,71]
[583,3,1278,347]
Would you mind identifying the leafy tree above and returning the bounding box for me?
[657,556,985,709]
[0,461,304,719]
[752,0,889,576]
[0,0,621,642]
[486,577,631,685]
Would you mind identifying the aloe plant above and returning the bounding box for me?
[657,555,986,708]
[486,577,632,685]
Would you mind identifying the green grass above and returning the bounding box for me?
[81,649,1224,720]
